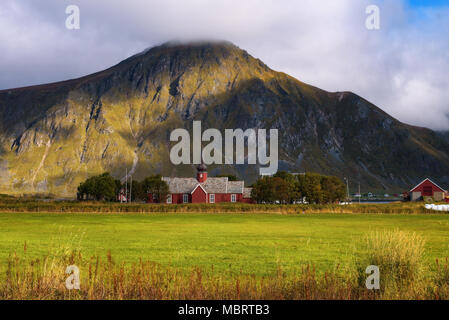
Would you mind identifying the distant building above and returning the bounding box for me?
[117,189,128,203]
[147,164,253,204]
[409,178,447,201]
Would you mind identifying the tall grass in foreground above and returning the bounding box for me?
[0,252,369,300]
[433,258,449,300]
[1,230,448,300]
[352,230,426,299]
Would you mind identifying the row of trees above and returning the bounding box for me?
[77,173,239,203]
[251,172,347,204]
[77,173,169,202]
[77,171,347,205]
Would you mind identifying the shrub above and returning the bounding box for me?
[353,230,426,297]
[431,258,449,299]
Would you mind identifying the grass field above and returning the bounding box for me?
[1,212,449,276]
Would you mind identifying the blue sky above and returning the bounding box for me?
[408,0,449,7]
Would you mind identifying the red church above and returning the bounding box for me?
[148,164,253,204]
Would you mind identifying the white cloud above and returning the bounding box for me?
[0,0,448,129]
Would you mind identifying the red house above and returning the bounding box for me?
[409,178,447,202]
[148,164,253,204]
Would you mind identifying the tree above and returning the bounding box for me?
[274,171,300,203]
[272,177,291,203]
[143,175,169,203]
[77,173,116,201]
[297,173,323,204]
[251,177,275,203]
[114,179,122,195]
[130,180,147,202]
[94,173,116,201]
[77,178,94,200]
[252,172,347,205]
[251,176,292,204]
[321,175,346,204]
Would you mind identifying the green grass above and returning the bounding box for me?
[1,212,449,277]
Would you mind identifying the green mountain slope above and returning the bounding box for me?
[1,41,448,196]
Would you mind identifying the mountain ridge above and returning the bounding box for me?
[1,40,448,196]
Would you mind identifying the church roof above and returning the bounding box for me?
[243,188,253,199]
[162,176,245,194]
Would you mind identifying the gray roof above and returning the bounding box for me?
[203,177,228,193]
[163,177,245,194]
[162,177,198,194]
[243,188,252,198]
[228,181,244,193]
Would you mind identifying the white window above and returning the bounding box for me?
[183,194,189,203]
[167,194,172,204]
[231,194,237,203]
[209,194,215,203]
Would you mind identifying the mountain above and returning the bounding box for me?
[1,40,449,197]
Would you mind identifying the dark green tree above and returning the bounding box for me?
[301,173,323,204]
[274,171,300,203]
[130,180,147,202]
[321,175,347,204]
[297,173,322,204]
[272,177,292,204]
[77,173,116,201]
[143,175,170,203]
[251,176,292,204]
[251,177,274,203]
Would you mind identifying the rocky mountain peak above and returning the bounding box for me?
[0,41,448,196]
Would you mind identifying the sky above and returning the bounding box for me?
[0,0,448,130]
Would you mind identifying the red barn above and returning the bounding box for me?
[148,164,253,204]
[409,178,447,201]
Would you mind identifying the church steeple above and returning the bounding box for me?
[196,163,207,183]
